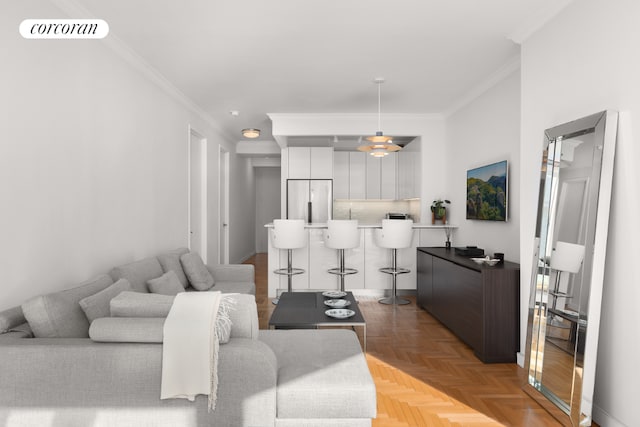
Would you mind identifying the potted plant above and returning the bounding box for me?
[431,199,450,224]
[431,199,450,218]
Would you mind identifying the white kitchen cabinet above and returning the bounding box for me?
[380,152,397,199]
[288,147,333,179]
[365,155,381,199]
[367,152,397,200]
[397,151,415,199]
[333,152,349,199]
[288,147,309,179]
[333,151,399,200]
[310,147,333,178]
[348,152,366,199]
[308,228,335,289]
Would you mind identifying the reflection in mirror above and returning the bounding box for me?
[524,111,618,426]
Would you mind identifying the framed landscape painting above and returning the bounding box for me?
[466,160,508,221]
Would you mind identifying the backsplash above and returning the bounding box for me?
[333,199,421,224]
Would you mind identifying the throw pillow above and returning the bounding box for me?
[109,257,163,293]
[157,248,190,288]
[180,253,215,291]
[79,278,132,323]
[110,291,175,317]
[147,271,184,296]
[22,274,114,338]
[0,306,26,333]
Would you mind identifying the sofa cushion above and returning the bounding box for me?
[21,274,114,338]
[110,292,174,318]
[180,253,214,291]
[79,278,132,322]
[110,257,163,293]
[147,271,184,296]
[104,293,256,343]
[89,317,165,343]
[206,281,256,295]
[157,248,190,288]
[0,306,26,333]
[258,329,376,420]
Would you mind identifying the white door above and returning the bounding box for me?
[219,146,229,264]
[189,129,207,261]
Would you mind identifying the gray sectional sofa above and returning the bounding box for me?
[0,248,376,426]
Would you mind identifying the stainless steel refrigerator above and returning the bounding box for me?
[286,179,333,223]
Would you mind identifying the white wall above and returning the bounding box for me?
[228,155,256,263]
[0,1,253,310]
[254,167,281,253]
[520,1,640,425]
[444,72,521,261]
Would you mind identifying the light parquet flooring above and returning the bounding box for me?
[246,253,565,426]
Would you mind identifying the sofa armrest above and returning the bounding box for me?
[0,337,277,426]
[207,264,255,283]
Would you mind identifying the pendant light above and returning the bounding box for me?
[358,78,401,157]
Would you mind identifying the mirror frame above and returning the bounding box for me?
[523,110,618,426]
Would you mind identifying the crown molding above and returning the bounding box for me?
[267,113,445,121]
[50,0,232,141]
[442,54,520,118]
[508,0,575,44]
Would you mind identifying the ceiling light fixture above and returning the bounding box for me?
[358,78,401,157]
[242,128,260,138]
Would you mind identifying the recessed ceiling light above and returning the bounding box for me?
[229,110,239,116]
[242,128,260,138]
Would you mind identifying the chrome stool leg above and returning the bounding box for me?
[327,248,358,292]
[273,249,304,305]
[379,249,411,305]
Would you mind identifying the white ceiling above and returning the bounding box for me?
[77,0,567,143]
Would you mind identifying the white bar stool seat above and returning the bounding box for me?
[323,220,360,292]
[271,219,307,304]
[374,219,414,305]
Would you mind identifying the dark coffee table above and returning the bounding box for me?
[268,291,367,350]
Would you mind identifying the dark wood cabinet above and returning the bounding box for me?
[417,247,520,363]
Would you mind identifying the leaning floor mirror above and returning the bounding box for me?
[524,110,618,426]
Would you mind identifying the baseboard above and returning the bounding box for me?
[592,405,628,427]
[516,352,525,367]
[234,252,256,264]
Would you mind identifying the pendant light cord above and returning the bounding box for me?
[377,81,382,132]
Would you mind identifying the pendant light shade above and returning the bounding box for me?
[358,78,401,156]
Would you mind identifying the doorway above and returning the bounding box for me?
[189,128,207,262]
[219,146,230,264]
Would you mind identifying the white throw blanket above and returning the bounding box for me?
[161,291,223,410]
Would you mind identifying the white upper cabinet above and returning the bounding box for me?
[397,151,415,199]
[310,147,333,178]
[348,152,366,199]
[380,153,397,199]
[365,154,381,199]
[288,147,309,179]
[333,151,400,199]
[288,147,333,179]
[333,152,349,199]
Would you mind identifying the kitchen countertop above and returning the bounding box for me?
[264,223,457,229]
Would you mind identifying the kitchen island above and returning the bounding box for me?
[265,223,456,298]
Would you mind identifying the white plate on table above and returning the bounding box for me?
[325,309,355,319]
[324,299,351,308]
[322,291,347,298]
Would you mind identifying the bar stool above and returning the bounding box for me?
[374,219,414,305]
[271,219,307,305]
[323,219,360,292]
